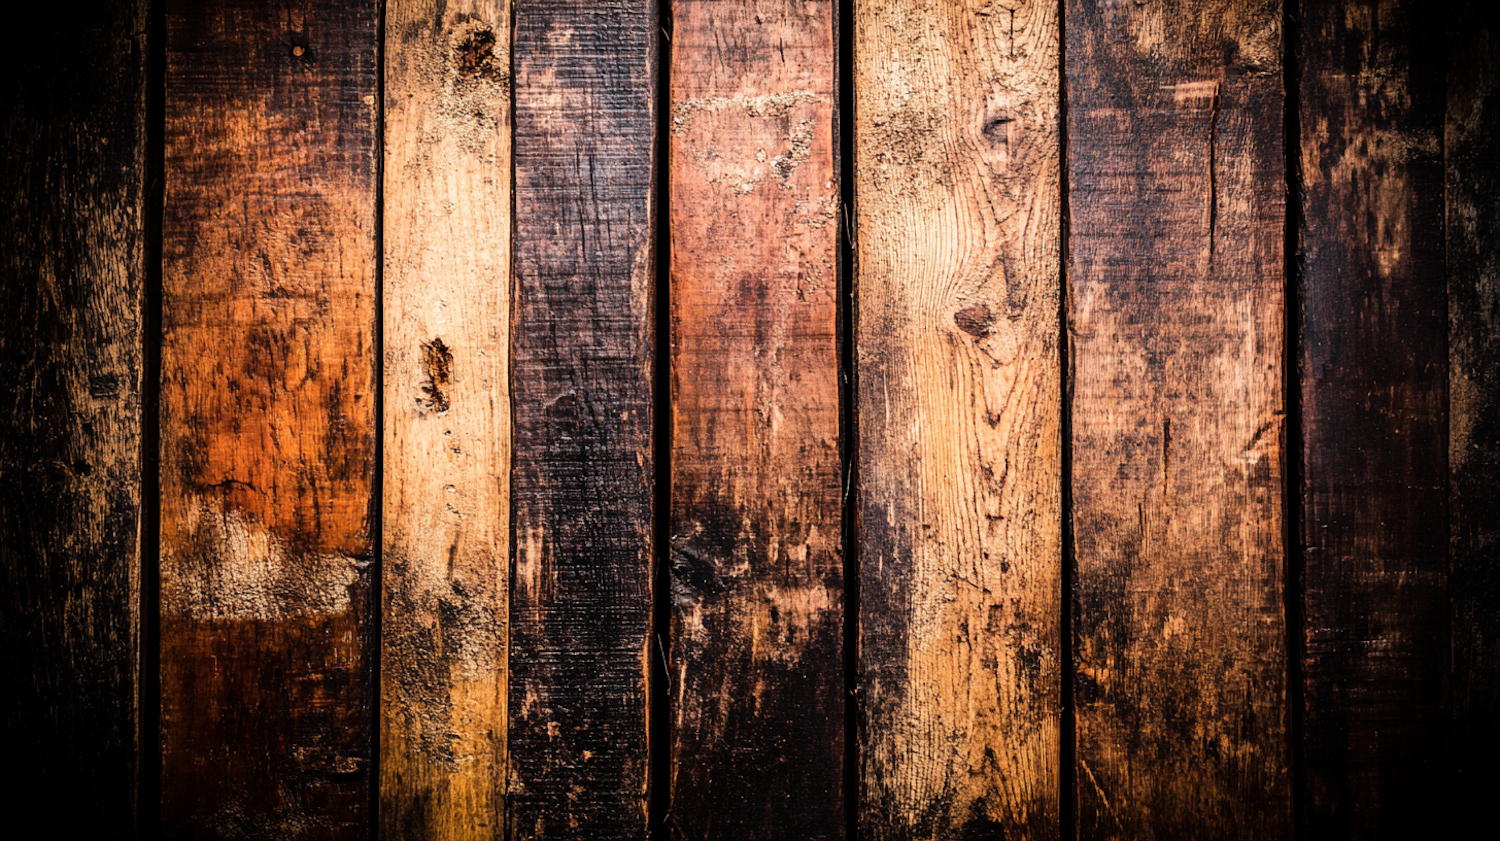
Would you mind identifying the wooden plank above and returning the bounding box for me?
[1296,1,1448,836]
[1067,1,1289,837]
[854,1,1061,837]
[1448,2,1500,827]
[668,2,842,839]
[508,2,657,838]
[160,1,378,837]
[380,1,512,838]
[0,2,147,836]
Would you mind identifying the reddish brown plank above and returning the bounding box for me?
[0,2,148,836]
[855,1,1062,837]
[1068,1,1290,837]
[668,2,842,839]
[160,1,378,836]
[379,1,512,837]
[508,2,657,838]
[1296,1,1448,836]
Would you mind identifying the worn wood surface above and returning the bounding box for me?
[0,2,147,836]
[508,2,657,838]
[1067,1,1289,837]
[380,1,512,837]
[160,1,378,837]
[668,2,842,839]
[1296,1,1448,836]
[1448,2,1500,827]
[855,1,1061,837]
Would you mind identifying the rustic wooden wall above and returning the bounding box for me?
[3,1,1499,838]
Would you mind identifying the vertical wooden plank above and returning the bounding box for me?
[509,2,657,838]
[855,1,1061,837]
[668,2,842,839]
[160,1,378,837]
[1297,1,1448,836]
[0,2,147,835]
[1067,1,1288,837]
[1448,1,1500,826]
[381,1,511,838]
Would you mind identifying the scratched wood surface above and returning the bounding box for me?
[0,2,147,836]
[1448,2,1500,829]
[160,1,378,837]
[508,2,657,838]
[379,1,512,838]
[1067,1,1289,837]
[855,1,1062,837]
[1296,1,1449,836]
[668,2,842,839]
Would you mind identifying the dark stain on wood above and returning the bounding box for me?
[419,338,453,414]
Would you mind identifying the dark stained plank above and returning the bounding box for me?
[1448,2,1500,827]
[508,2,657,838]
[855,1,1062,837]
[1067,1,1289,837]
[668,2,842,839]
[1296,1,1448,836]
[379,1,512,837]
[0,2,147,836]
[159,1,378,837]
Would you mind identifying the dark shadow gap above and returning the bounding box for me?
[649,3,674,840]
[1057,0,1075,838]
[836,0,859,839]
[140,0,166,836]
[1282,3,1305,838]
[369,2,388,838]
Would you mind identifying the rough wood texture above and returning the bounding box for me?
[508,2,657,838]
[1067,1,1288,837]
[1297,1,1448,836]
[855,1,1061,837]
[160,2,378,837]
[380,2,512,838]
[1448,2,1500,827]
[668,2,842,839]
[0,2,146,836]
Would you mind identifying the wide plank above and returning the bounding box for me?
[1296,1,1448,836]
[0,2,147,836]
[508,2,657,838]
[668,2,842,839]
[160,1,378,836]
[855,1,1062,837]
[1067,1,1289,837]
[380,1,512,838]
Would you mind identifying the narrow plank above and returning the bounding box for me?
[0,2,147,835]
[855,1,1061,837]
[1296,1,1448,836]
[1448,2,1500,827]
[508,2,657,838]
[1067,1,1289,837]
[160,2,378,837]
[668,2,842,839]
[380,1,512,838]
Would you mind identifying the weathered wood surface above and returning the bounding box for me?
[0,2,147,836]
[1067,1,1289,837]
[1448,2,1500,827]
[508,2,657,838]
[380,1,512,838]
[160,1,378,837]
[1297,1,1448,836]
[855,1,1061,837]
[668,2,842,839]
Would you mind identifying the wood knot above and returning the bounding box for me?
[954,305,995,337]
[453,24,501,80]
[981,112,1014,144]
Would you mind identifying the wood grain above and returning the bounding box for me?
[668,2,842,839]
[1448,2,1500,828]
[508,2,657,838]
[855,1,1061,837]
[160,1,378,837]
[0,2,147,836]
[1067,1,1289,837]
[380,1,512,838]
[1296,1,1448,836]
